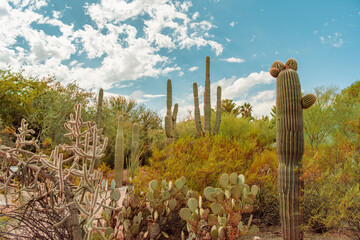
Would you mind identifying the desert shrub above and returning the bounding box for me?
[133,134,253,194]
[174,118,198,139]
[132,127,279,226]
[247,149,279,225]
[302,133,360,238]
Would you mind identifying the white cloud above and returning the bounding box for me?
[249,90,275,117]
[229,21,235,27]
[0,0,223,90]
[52,10,61,19]
[220,57,245,63]
[113,82,134,89]
[213,71,274,100]
[320,32,343,48]
[143,94,166,98]
[188,66,199,72]
[176,70,275,121]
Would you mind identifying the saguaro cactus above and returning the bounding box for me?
[130,123,140,174]
[193,56,222,136]
[96,88,104,129]
[115,117,140,185]
[270,59,316,240]
[115,115,124,187]
[165,79,178,145]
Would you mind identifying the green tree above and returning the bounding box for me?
[270,105,276,128]
[28,81,93,145]
[0,69,49,127]
[221,99,240,116]
[239,102,253,119]
[303,87,338,149]
[101,95,162,167]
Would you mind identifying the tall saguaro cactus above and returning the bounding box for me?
[129,123,140,177]
[96,88,104,129]
[193,56,222,136]
[270,59,316,240]
[115,115,124,187]
[165,79,178,145]
[115,117,140,186]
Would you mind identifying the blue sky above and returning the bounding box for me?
[0,0,359,119]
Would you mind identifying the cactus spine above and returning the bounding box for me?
[270,59,316,240]
[193,56,222,136]
[96,88,103,129]
[165,79,178,145]
[115,116,124,187]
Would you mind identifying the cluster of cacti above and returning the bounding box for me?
[114,116,140,187]
[117,193,149,239]
[180,173,259,240]
[146,176,189,239]
[0,104,122,240]
[193,56,222,136]
[270,58,316,240]
[165,79,178,145]
[114,176,190,239]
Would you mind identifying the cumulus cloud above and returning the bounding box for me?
[185,71,275,118]
[0,0,223,90]
[212,71,274,101]
[188,66,199,72]
[220,57,245,63]
[249,90,275,117]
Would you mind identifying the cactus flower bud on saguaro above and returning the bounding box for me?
[270,58,316,240]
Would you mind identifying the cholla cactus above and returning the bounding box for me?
[0,104,122,240]
[193,56,222,136]
[270,58,316,240]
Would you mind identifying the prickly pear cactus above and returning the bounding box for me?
[146,177,188,239]
[193,56,222,136]
[270,58,316,240]
[180,173,259,240]
[117,191,148,240]
[165,79,178,145]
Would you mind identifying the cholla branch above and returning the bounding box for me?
[0,104,118,240]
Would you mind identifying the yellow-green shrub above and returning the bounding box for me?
[302,134,360,238]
